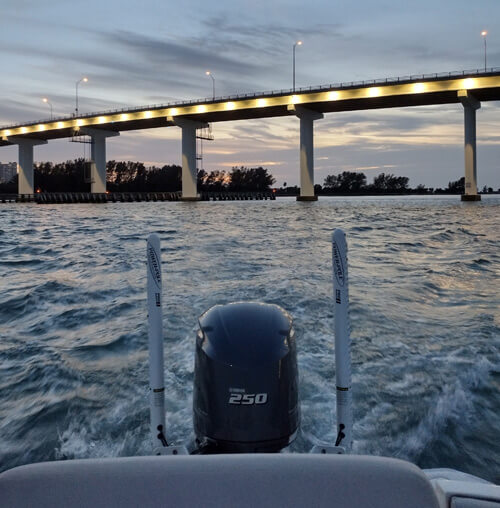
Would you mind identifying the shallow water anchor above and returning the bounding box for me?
[147,233,167,454]
[332,229,353,453]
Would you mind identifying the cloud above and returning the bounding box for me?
[217,160,285,168]
[100,30,258,75]
[201,16,343,56]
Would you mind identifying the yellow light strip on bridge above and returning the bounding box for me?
[413,83,426,93]
[1,76,498,141]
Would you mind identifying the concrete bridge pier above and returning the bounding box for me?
[169,117,208,201]
[288,105,324,201]
[458,90,481,201]
[7,137,48,195]
[82,128,120,193]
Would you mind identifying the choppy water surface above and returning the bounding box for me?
[0,196,498,481]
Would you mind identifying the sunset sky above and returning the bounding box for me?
[1,0,499,188]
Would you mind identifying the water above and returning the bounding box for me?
[0,195,498,482]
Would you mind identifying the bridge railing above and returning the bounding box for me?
[2,67,499,130]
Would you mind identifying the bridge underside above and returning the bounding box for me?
[1,82,499,146]
[189,86,500,124]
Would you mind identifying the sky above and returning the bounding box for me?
[0,0,499,188]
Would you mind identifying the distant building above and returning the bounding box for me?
[0,162,17,183]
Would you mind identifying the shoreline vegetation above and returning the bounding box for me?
[0,159,498,196]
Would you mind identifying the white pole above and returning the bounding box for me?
[332,229,353,452]
[147,233,167,453]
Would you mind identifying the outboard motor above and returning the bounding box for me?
[193,302,299,453]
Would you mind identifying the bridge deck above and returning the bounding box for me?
[1,68,500,146]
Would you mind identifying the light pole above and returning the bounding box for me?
[42,97,53,119]
[293,40,302,92]
[481,31,488,71]
[75,76,88,116]
[206,71,215,99]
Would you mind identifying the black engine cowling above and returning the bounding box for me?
[193,302,299,453]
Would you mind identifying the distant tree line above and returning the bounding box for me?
[0,161,497,195]
[0,160,275,193]
[278,173,498,196]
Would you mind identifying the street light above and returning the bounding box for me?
[206,71,215,100]
[293,40,302,92]
[75,76,88,116]
[42,97,53,119]
[481,31,488,71]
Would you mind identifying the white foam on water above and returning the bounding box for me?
[0,197,498,480]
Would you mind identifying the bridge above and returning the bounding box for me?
[2,68,500,201]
